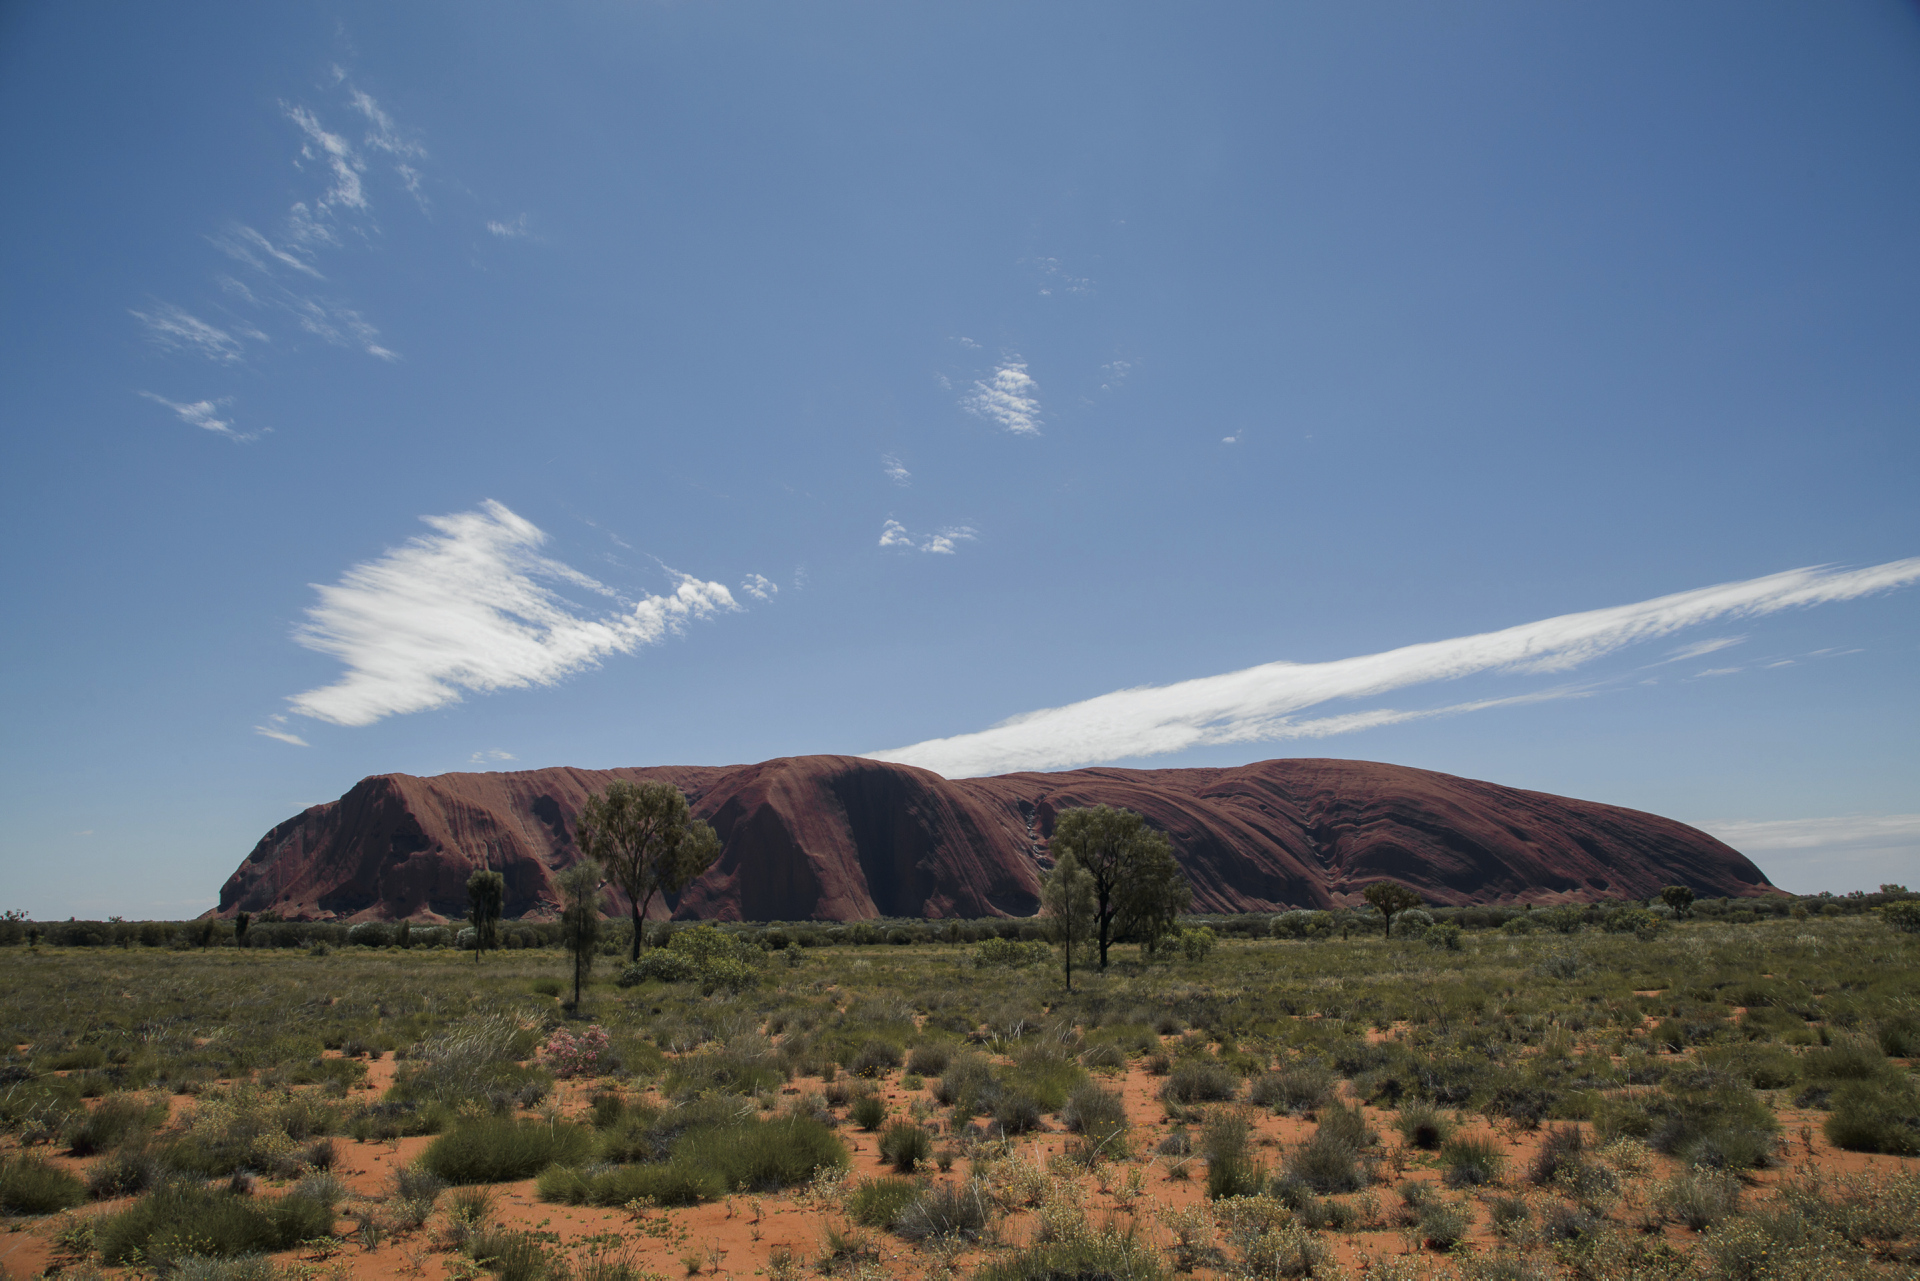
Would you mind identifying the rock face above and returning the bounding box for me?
[213,756,1776,923]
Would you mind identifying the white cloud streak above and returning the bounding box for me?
[214,224,326,278]
[1699,814,1920,853]
[487,214,533,239]
[1665,636,1744,662]
[254,714,308,746]
[351,89,425,160]
[287,501,738,727]
[880,520,976,555]
[285,104,367,214]
[868,558,1920,778]
[964,358,1042,435]
[130,304,247,363]
[1697,814,1920,895]
[741,573,778,601]
[140,392,252,440]
[882,453,911,486]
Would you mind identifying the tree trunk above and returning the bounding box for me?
[630,889,659,961]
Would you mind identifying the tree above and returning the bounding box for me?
[575,781,722,962]
[1047,805,1191,970]
[558,859,606,1008]
[1362,880,1423,938]
[234,912,250,948]
[1660,885,1696,918]
[1116,834,1192,955]
[1041,849,1097,992]
[467,868,505,964]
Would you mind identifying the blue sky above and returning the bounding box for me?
[3,1,1917,918]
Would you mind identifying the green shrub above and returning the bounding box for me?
[894,1180,993,1242]
[879,1121,932,1173]
[1394,1099,1453,1150]
[1202,1111,1264,1200]
[0,1152,85,1214]
[1654,1167,1741,1230]
[934,1052,998,1113]
[1593,1080,1778,1169]
[1882,900,1920,933]
[422,1117,592,1184]
[540,1160,724,1208]
[973,1228,1168,1281]
[1006,1050,1086,1111]
[467,1226,554,1281]
[1700,1043,1799,1091]
[1425,922,1464,951]
[1802,1037,1890,1084]
[1177,927,1217,961]
[66,1093,165,1156]
[1061,1083,1128,1142]
[87,1145,163,1199]
[850,1093,887,1131]
[1249,1066,1333,1115]
[904,1042,952,1077]
[1526,1124,1583,1186]
[992,1090,1044,1135]
[1439,1133,1506,1187]
[1419,1199,1471,1251]
[97,1182,333,1267]
[538,1114,845,1207]
[971,937,1050,969]
[850,1040,902,1079]
[848,1176,919,1228]
[1283,1126,1361,1195]
[1823,1080,1920,1155]
[664,1048,783,1098]
[1161,1061,1239,1105]
[1877,1015,1920,1059]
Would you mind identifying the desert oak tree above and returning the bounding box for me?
[1362,879,1423,937]
[575,781,721,962]
[558,858,605,1008]
[1041,848,1098,993]
[466,868,505,963]
[1047,805,1191,970]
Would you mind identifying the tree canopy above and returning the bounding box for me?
[1047,805,1191,970]
[574,781,721,961]
[1040,849,1097,992]
[466,868,504,963]
[1362,879,1423,937]
[557,858,605,1007]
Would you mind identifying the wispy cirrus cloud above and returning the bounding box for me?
[135,78,425,413]
[1664,636,1744,663]
[254,714,308,747]
[139,392,254,441]
[882,453,911,486]
[964,358,1042,435]
[130,304,248,363]
[880,519,976,555]
[286,501,739,727]
[741,573,778,601]
[487,214,534,239]
[868,558,1920,778]
[468,749,516,766]
[285,104,368,215]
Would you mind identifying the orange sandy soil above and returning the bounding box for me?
[3,1038,1915,1280]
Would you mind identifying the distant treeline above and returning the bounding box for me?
[2,885,1912,952]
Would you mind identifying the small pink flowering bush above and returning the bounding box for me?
[541,1024,611,1079]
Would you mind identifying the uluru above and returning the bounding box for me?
[212,756,1776,923]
